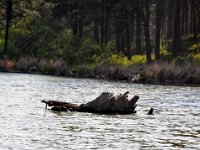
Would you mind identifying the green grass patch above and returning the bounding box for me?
[104,53,147,66]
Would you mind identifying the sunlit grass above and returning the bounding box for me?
[105,53,147,66]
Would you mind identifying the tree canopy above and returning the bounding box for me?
[0,0,199,65]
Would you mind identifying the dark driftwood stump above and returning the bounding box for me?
[147,108,154,115]
[41,91,139,114]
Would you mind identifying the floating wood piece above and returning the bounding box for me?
[41,100,80,111]
[41,91,139,114]
[147,108,154,115]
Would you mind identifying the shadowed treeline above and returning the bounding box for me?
[0,0,200,85]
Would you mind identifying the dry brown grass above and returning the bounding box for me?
[146,62,200,84]
[0,60,4,69]
[92,63,128,80]
[1,59,16,70]
[38,58,69,75]
[76,65,91,77]
[16,56,38,71]
[0,57,70,75]
[1,56,200,85]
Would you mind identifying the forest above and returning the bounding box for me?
[0,0,200,84]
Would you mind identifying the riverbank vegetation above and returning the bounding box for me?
[0,0,200,85]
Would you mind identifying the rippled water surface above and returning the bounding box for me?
[0,73,200,150]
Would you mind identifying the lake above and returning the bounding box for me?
[0,73,200,150]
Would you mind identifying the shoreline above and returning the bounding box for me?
[1,57,200,87]
[1,69,200,88]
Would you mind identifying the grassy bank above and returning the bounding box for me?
[0,57,71,76]
[75,61,200,85]
[1,55,200,86]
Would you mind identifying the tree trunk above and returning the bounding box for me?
[100,22,105,46]
[130,11,135,45]
[142,0,152,63]
[135,0,141,54]
[72,19,78,36]
[120,32,125,53]
[104,0,110,45]
[125,8,131,60]
[94,19,100,44]
[198,0,200,34]
[155,0,163,60]
[184,0,189,34]
[100,0,105,46]
[78,17,83,38]
[78,0,84,38]
[120,4,125,54]
[72,0,78,36]
[167,0,174,40]
[173,0,181,57]
[116,26,120,52]
[181,0,185,35]
[189,0,193,34]
[4,0,12,56]
[192,0,197,43]
[126,28,131,60]
[115,11,120,52]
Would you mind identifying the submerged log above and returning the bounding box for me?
[41,91,139,114]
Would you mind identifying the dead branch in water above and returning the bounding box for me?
[41,91,139,114]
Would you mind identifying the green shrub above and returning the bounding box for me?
[0,33,20,59]
[80,38,101,63]
[160,49,169,56]
[188,44,198,53]
[131,55,146,65]
[106,53,130,66]
[104,54,147,67]
[56,29,103,66]
[160,49,172,61]
[172,56,186,64]
[193,53,200,63]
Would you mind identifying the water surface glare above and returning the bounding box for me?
[0,73,200,150]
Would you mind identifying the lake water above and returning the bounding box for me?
[0,73,200,150]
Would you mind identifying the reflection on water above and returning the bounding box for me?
[0,73,200,150]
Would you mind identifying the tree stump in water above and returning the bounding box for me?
[41,91,139,114]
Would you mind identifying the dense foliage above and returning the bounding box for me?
[0,0,199,66]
